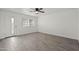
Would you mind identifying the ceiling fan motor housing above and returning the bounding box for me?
[35,8,43,11]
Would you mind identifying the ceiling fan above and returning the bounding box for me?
[30,8,45,14]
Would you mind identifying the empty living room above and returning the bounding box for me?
[0,8,79,51]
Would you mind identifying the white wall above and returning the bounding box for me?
[78,9,79,39]
[0,10,38,39]
[0,11,12,39]
[38,9,79,40]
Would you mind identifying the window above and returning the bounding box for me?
[29,19,35,26]
[23,18,35,27]
[23,19,30,27]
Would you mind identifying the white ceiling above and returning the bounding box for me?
[0,8,77,17]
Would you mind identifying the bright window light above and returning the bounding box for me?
[11,18,14,35]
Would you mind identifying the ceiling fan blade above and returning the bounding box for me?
[40,11,45,13]
[29,8,45,14]
[39,8,43,10]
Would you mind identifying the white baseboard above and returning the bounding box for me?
[39,31,78,40]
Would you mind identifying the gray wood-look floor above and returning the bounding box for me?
[0,32,79,51]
